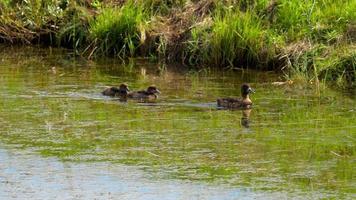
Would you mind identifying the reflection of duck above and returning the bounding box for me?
[241,109,251,128]
[217,84,254,109]
[102,83,130,98]
[127,86,161,100]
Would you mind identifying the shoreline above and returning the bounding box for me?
[0,0,355,89]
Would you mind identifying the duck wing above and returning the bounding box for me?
[102,87,120,96]
[217,97,243,108]
[127,90,148,98]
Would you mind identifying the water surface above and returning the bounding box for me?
[0,46,355,199]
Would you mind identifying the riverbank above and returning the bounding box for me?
[0,0,355,89]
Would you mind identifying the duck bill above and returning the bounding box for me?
[248,88,255,94]
[155,89,161,94]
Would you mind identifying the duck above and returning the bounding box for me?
[127,85,161,100]
[102,83,130,98]
[217,83,254,109]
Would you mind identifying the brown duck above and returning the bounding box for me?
[217,83,254,109]
[102,83,130,98]
[127,85,161,100]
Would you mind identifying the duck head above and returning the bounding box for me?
[147,86,161,95]
[241,83,254,97]
[119,83,130,93]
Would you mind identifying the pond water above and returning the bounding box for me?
[0,46,355,199]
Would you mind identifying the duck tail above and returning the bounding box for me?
[217,99,222,107]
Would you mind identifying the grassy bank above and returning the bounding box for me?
[0,0,355,88]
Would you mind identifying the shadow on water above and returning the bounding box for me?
[0,46,355,199]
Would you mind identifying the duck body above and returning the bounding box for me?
[128,90,158,100]
[217,83,254,109]
[217,97,252,109]
[102,83,130,98]
[127,86,160,101]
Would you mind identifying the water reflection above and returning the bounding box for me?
[217,107,252,128]
[0,46,355,199]
[2,147,277,200]
[241,109,252,128]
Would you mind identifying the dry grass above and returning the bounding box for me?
[280,41,313,68]
[147,0,214,61]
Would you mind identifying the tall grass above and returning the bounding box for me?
[137,0,188,15]
[273,0,313,41]
[273,0,356,43]
[0,0,355,87]
[57,3,92,50]
[0,0,63,44]
[318,50,356,89]
[307,0,356,44]
[187,9,283,69]
[272,0,356,87]
[89,2,147,58]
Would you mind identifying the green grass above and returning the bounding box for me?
[190,9,282,68]
[57,3,92,50]
[89,2,147,58]
[0,0,355,88]
[137,0,188,15]
[273,0,313,40]
[318,49,356,88]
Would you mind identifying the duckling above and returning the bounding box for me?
[217,83,254,109]
[127,85,161,100]
[102,83,130,98]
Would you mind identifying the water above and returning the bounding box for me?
[0,46,355,199]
